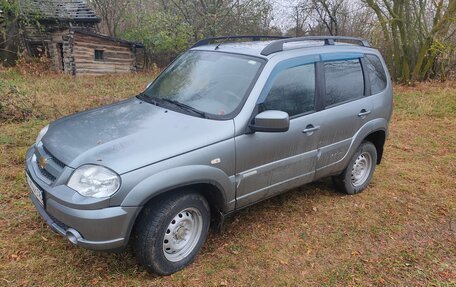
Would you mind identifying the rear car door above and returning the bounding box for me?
[235,56,321,208]
[314,53,374,177]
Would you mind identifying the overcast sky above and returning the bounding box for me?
[270,0,299,31]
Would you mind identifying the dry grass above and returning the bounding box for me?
[0,71,455,286]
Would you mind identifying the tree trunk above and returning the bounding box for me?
[0,11,20,66]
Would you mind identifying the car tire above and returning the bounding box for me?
[332,141,377,195]
[133,191,210,275]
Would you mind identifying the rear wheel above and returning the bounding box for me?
[133,191,210,275]
[333,141,377,195]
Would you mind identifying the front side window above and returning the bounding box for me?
[324,59,364,107]
[260,64,315,117]
[365,54,387,94]
[142,51,264,116]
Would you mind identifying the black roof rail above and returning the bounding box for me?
[191,35,289,49]
[261,36,371,56]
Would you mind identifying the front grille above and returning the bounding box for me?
[33,145,66,184]
[40,168,56,181]
[43,146,66,168]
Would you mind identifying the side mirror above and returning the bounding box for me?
[145,82,153,90]
[249,110,290,133]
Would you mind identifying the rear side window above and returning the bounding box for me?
[365,54,387,94]
[324,59,364,107]
[260,64,315,117]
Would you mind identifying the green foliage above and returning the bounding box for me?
[114,0,275,67]
[0,0,20,32]
[0,0,20,16]
[121,11,192,56]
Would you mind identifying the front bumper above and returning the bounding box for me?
[26,147,139,251]
[29,191,138,250]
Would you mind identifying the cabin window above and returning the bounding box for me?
[94,50,104,60]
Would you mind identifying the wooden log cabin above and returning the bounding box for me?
[52,28,144,75]
[20,0,144,75]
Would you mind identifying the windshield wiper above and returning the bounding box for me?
[137,92,160,106]
[137,94,207,118]
[161,99,207,118]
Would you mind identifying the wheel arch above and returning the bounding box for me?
[364,129,386,164]
[127,182,227,246]
[121,165,234,209]
[121,165,234,245]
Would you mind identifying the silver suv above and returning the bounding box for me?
[25,36,393,275]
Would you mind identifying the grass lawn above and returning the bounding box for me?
[0,69,455,286]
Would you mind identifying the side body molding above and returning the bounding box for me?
[121,165,235,212]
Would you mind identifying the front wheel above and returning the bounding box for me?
[133,191,210,275]
[333,141,377,195]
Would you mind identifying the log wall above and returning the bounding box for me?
[72,33,135,75]
[48,30,70,72]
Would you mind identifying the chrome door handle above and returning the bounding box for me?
[358,110,371,117]
[302,125,320,133]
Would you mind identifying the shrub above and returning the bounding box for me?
[0,80,43,121]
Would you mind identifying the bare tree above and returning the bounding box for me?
[162,0,273,39]
[290,0,355,36]
[311,0,346,35]
[363,0,456,82]
[89,0,134,37]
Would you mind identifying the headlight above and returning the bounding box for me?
[67,165,121,198]
[35,124,49,145]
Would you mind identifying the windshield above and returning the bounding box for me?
[142,51,264,116]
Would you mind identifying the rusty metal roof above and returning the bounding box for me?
[21,0,100,22]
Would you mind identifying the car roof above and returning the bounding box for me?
[190,37,376,59]
[191,41,276,58]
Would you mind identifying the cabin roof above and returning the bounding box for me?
[21,0,100,23]
[72,29,144,48]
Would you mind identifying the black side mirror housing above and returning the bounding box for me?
[249,110,290,133]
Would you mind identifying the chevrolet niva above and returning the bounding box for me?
[26,36,392,275]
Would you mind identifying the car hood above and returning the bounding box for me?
[42,98,234,174]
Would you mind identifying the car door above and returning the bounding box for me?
[235,57,321,208]
[314,54,374,178]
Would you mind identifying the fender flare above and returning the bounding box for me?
[344,118,388,166]
[121,165,234,212]
[316,118,388,178]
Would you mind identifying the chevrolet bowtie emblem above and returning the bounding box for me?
[38,156,48,169]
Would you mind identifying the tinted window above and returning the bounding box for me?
[324,59,364,106]
[260,64,315,117]
[365,54,387,94]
